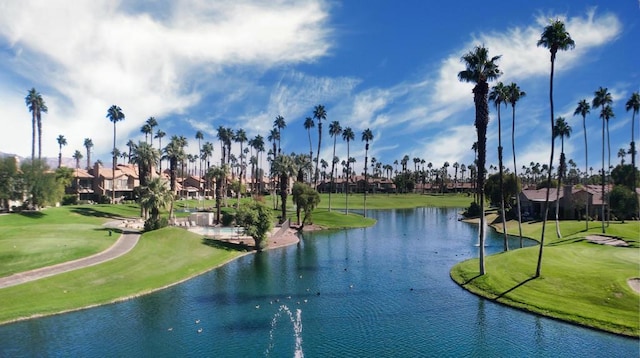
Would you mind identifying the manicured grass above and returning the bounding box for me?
[310,210,377,229]
[0,227,244,325]
[0,204,140,277]
[451,219,640,337]
[316,192,473,210]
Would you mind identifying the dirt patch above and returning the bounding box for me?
[628,278,640,294]
[267,228,300,249]
[585,235,629,247]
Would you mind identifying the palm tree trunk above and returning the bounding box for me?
[536,56,556,278]
[497,106,508,251]
[582,115,589,230]
[473,82,489,276]
[37,113,42,160]
[112,122,117,204]
[315,123,322,188]
[554,151,564,239]
[512,105,524,248]
[601,117,606,233]
[606,120,611,227]
[31,112,36,161]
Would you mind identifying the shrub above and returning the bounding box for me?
[62,195,78,206]
[144,217,168,232]
[463,201,481,218]
[221,211,235,226]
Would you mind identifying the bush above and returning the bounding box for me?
[221,211,235,226]
[144,217,168,232]
[463,201,481,218]
[62,195,78,206]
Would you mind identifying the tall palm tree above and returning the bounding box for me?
[507,82,526,247]
[626,92,640,218]
[195,130,204,178]
[251,135,265,193]
[107,105,125,203]
[25,88,48,161]
[146,116,158,134]
[599,105,614,226]
[201,141,214,201]
[458,45,502,276]
[83,138,93,170]
[304,117,315,171]
[552,117,572,238]
[56,135,67,168]
[141,124,152,143]
[342,127,355,214]
[273,115,286,155]
[593,87,613,232]
[573,99,591,229]
[313,105,327,187]
[489,81,509,251]
[163,136,184,195]
[72,150,83,169]
[361,128,374,216]
[328,121,342,212]
[154,129,166,172]
[234,129,247,207]
[535,19,575,277]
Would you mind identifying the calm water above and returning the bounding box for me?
[0,208,636,357]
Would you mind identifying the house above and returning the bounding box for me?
[92,163,140,202]
[68,168,95,201]
[519,184,611,220]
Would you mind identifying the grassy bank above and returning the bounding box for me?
[0,227,243,325]
[451,219,640,337]
[0,204,140,277]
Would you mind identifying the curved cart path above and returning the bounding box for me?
[0,222,141,289]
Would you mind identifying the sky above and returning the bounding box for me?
[0,0,638,177]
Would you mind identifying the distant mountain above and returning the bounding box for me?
[0,152,78,169]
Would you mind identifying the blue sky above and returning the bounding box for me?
[0,0,638,176]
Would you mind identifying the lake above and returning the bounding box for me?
[0,207,636,357]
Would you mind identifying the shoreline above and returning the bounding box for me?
[0,225,302,326]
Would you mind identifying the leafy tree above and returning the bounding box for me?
[106,105,125,203]
[485,173,520,210]
[573,99,591,230]
[609,185,637,221]
[536,19,574,277]
[0,157,20,211]
[611,164,639,190]
[20,160,62,209]
[292,182,320,226]
[236,201,273,251]
[458,45,502,275]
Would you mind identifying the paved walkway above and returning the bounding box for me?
[0,221,141,289]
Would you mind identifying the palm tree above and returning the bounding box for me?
[304,117,315,172]
[599,105,614,227]
[573,99,591,229]
[195,130,204,178]
[328,121,342,212]
[507,82,526,247]
[163,136,184,195]
[458,45,502,276]
[106,105,125,203]
[342,127,355,214]
[56,135,67,168]
[489,81,509,251]
[273,115,286,155]
[313,105,327,187]
[154,129,166,171]
[72,150,83,169]
[535,19,575,277]
[593,86,613,231]
[205,165,228,224]
[146,116,158,134]
[361,128,374,216]
[141,123,152,144]
[140,177,172,224]
[83,138,93,170]
[272,154,297,223]
[25,88,48,161]
[234,129,247,207]
[251,135,265,193]
[626,92,640,218]
[553,117,572,238]
[131,141,160,187]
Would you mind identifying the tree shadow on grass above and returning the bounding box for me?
[494,276,537,300]
[548,237,585,246]
[70,207,123,219]
[18,211,45,219]
[201,238,251,252]
[460,274,483,286]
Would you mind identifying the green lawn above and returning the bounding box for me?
[451,219,640,337]
[0,227,243,324]
[0,204,140,277]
